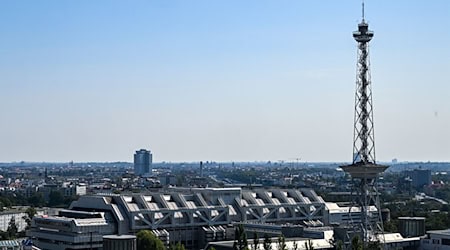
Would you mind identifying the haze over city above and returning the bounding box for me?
[1,1,449,163]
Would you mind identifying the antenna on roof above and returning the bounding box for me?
[362,0,365,22]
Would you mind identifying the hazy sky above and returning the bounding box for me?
[1,1,449,163]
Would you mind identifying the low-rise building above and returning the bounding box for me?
[421,229,450,250]
[27,210,116,250]
[0,207,57,232]
[27,187,381,250]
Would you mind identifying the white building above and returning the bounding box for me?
[0,207,57,232]
[28,210,116,250]
[27,187,373,250]
[324,202,378,225]
[421,229,450,250]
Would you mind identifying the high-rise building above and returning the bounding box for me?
[134,149,152,176]
[409,169,432,189]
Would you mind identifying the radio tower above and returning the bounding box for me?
[340,1,388,247]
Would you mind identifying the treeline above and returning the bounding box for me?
[232,224,382,250]
[0,191,78,209]
[384,200,450,232]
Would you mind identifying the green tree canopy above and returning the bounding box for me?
[304,239,314,250]
[136,230,165,250]
[48,190,64,207]
[277,235,287,250]
[253,232,259,250]
[6,217,18,239]
[263,234,272,250]
[292,240,298,250]
[234,225,249,250]
[170,242,186,250]
[351,235,363,250]
[28,193,45,207]
[22,207,37,231]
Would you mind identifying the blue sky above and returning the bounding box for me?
[1,1,449,163]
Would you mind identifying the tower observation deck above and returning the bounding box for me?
[340,2,388,248]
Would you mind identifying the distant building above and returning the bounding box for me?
[408,169,432,189]
[62,182,87,197]
[134,149,152,176]
[158,174,177,186]
[38,183,87,200]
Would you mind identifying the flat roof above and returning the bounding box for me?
[428,229,450,236]
[103,235,136,240]
[398,217,425,220]
[382,233,421,243]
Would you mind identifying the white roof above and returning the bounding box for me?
[379,233,421,243]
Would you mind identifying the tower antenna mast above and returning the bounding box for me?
[340,1,388,248]
[362,0,365,22]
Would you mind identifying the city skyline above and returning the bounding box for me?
[1,1,449,163]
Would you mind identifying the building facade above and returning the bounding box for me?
[0,207,57,232]
[27,210,116,250]
[133,149,152,176]
[28,187,370,250]
[421,229,450,250]
[408,169,432,189]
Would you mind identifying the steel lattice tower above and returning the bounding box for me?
[340,2,388,248]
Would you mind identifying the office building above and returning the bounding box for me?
[134,149,152,176]
[408,169,432,189]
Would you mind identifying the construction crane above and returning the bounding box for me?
[289,157,302,168]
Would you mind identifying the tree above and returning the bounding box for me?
[351,235,363,250]
[63,195,79,207]
[304,239,314,250]
[242,227,249,250]
[234,225,249,250]
[136,230,165,250]
[48,190,64,207]
[292,240,298,250]
[366,241,382,250]
[0,231,9,240]
[277,235,287,250]
[0,197,12,209]
[335,240,344,250]
[22,207,37,230]
[263,234,272,250]
[328,237,344,250]
[6,217,18,239]
[28,193,45,207]
[170,242,186,250]
[253,233,260,250]
[383,220,397,233]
